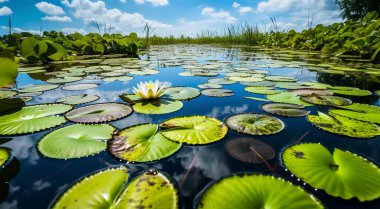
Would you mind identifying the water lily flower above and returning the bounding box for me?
[133,80,166,100]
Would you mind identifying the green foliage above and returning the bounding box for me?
[0,57,18,87]
[0,31,142,64]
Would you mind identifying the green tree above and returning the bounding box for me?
[336,0,380,20]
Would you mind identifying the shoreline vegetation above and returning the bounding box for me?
[144,12,380,63]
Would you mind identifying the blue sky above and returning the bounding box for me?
[0,0,342,36]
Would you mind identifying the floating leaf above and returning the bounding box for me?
[52,167,179,209]
[307,112,380,138]
[19,84,59,93]
[0,90,17,99]
[56,94,99,105]
[261,103,310,117]
[38,124,115,159]
[201,89,233,97]
[0,147,10,167]
[208,78,236,85]
[329,86,372,96]
[196,174,324,209]
[65,103,133,124]
[160,116,228,145]
[265,76,296,82]
[165,87,200,100]
[47,77,83,84]
[267,92,312,106]
[133,99,183,115]
[290,89,333,96]
[244,97,269,102]
[225,138,275,164]
[329,109,380,124]
[225,113,285,136]
[244,86,283,95]
[108,124,181,162]
[241,81,274,87]
[282,143,380,201]
[336,103,380,113]
[0,104,72,135]
[198,83,222,89]
[102,76,133,82]
[62,83,99,91]
[301,95,352,106]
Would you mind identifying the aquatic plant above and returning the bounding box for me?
[132,80,167,100]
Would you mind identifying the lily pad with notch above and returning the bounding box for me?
[261,103,310,117]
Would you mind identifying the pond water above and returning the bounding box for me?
[0,45,380,209]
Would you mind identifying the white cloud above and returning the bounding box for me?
[0,6,12,16]
[201,7,236,23]
[120,0,127,3]
[35,2,65,16]
[134,0,168,7]
[1,26,40,34]
[61,27,87,34]
[42,15,72,22]
[232,2,253,15]
[0,0,9,3]
[232,2,240,8]
[61,0,171,34]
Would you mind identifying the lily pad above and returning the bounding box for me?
[0,147,10,167]
[307,112,380,138]
[329,86,372,96]
[290,89,334,96]
[102,76,133,82]
[267,92,312,106]
[19,84,59,93]
[108,124,181,162]
[52,167,179,209]
[329,109,380,124]
[62,83,99,91]
[336,103,380,113]
[201,89,233,97]
[225,113,285,136]
[0,90,17,99]
[301,96,352,106]
[282,143,380,201]
[0,104,72,135]
[65,103,133,124]
[165,87,200,100]
[0,58,18,88]
[261,103,310,117]
[133,99,183,115]
[198,83,222,89]
[160,116,228,145]
[56,94,99,105]
[244,87,283,95]
[208,78,236,85]
[196,174,324,209]
[47,77,83,84]
[225,138,275,164]
[38,124,115,159]
[265,76,296,82]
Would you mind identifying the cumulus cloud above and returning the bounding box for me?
[232,2,253,15]
[61,27,87,34]
[35,2,65,16]
[42,15,72,22]
[0,0,9,3]
[61,0,171,33]
[120,0,127,3]
[1,26,39,34]
[134,0,168,7]
[257,0,326,13]
[0,6,12,16]
[201,7,236,23]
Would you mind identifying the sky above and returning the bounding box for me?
[0,0,342,36]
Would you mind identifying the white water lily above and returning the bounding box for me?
[133,80,167,99]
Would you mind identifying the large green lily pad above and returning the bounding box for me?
[282,143,380,201]
[62,83,99,91]
[307,112,380,138]
[244,87,283,95]
[0,90,17,99]
[52,167,179,209]
[108,124,181,162]
[289,89,333,96]
[165,87,200,100]
[261,103,310,117]
[0,104,72,135]
[47,77,83,84]
[160,116,228,145]
[56,94,99,105]
[38,124,115,159]
[267,92,312,106]
[336,103,380,113]
[133,99,183,115]
[201,89,233,97]
[196,174,324,209]
[329,86,372,96]
[0,58,18,88]
[225,113,285,135]
[301,96,352,106]
[329,109,380,124]
[65,103,133,124]
[19,84,59,93]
